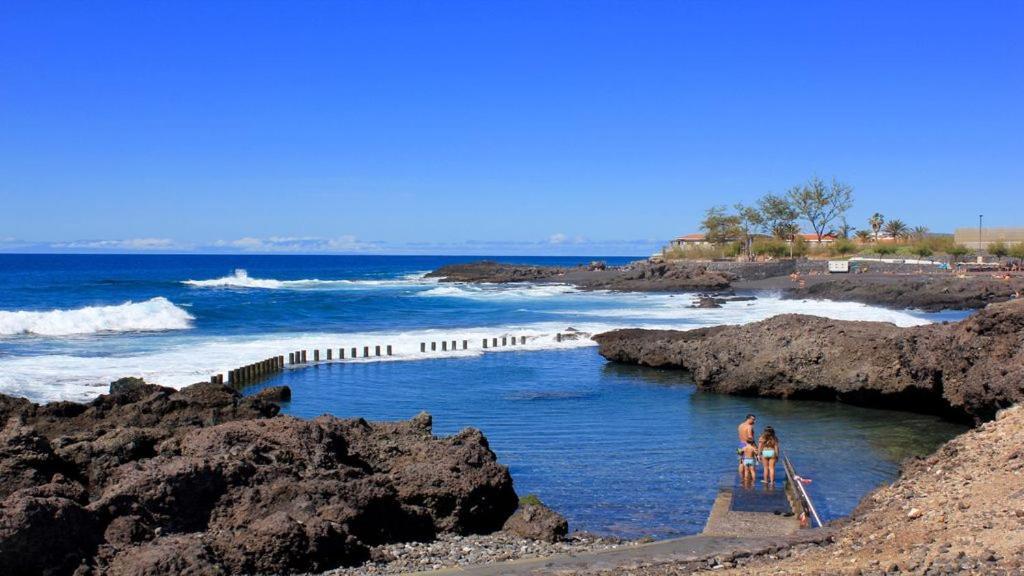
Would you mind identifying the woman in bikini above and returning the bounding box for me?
[759,426,780,486]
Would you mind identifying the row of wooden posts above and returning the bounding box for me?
[215,334,543,391]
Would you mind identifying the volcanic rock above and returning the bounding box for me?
[502,503,569,543]
[595,299,1024,423]
[0,381,518,575]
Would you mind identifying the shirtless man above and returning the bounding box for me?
[737,414,756,476]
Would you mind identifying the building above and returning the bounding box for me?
[669,232,835,248]
[954,227,1024,250]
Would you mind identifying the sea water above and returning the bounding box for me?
[0,254,968,537]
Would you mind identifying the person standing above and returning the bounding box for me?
[737,414,755,476]
[759,426,780,486]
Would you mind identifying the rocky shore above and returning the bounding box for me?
[0,379,524,575]
[594,298,1024,423]
[428,259,1024,311]
[426,260,733,292]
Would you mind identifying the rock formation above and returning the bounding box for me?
[0,381,518,575]
[595,299,1024,423]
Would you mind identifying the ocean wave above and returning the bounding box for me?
[416,283,579,300]
[183,269,433,290]
[0,322,611,402]
[0,297,194,337]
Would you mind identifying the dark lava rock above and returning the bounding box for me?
[0,381,518,575]
[251,385,291,403]
[784,275,1024,312]
[692,296,724,308]
[595,299,1024,423]
[426,261,566,283]
[502,503,569,543]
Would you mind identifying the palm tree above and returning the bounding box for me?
[912,226,929,241]
[854,230,873,244]
[883,219,909,243]
[869,213,885,241]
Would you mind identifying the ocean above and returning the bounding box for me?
[0,254,967,538]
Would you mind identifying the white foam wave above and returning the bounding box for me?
[417,283,579,300]
[0,297,194,337]
[183,269,434,290]
[540,294,932,327]
[0,323,608,403]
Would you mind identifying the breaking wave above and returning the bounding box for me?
[183,269,432,290]
[0,297,194,336]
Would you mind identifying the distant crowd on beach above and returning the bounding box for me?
[737,413,779,487]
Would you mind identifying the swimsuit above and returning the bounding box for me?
[762,449,776,459]
[742,457,756,466]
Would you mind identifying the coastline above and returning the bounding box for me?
[428,259,1024,312]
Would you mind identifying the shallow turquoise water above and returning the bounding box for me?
[247,347,966,539]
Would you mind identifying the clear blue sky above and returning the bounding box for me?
[1,1,1021,255]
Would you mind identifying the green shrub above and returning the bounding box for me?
[873,244,898,257]
[947,244,971,262]
[989,241,1009,258]
[830,239,857,256]
[791,237,809,257]
[1009,242,1024,261]
[911,243,933,259]
[752,238,790,258]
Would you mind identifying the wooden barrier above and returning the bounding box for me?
[363,346,370,357]
[339,348,345,359]
[387,345,393,356]
[327,349,332,360]
[314,350,320,362]
[351,347,357,358]
[442,341,447,351]
[375,345,381,357]
[483,339,488,348]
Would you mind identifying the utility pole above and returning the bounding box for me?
[978,214,984,255]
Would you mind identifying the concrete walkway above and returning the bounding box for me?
[408,531,828,575]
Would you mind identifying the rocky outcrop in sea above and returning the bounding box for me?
[594,299,1024,423]
[0,379,518,575]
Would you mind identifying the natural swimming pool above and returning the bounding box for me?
[247,346,967,539]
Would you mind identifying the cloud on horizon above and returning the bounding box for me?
[0,235,663,256]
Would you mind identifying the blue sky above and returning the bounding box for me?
[1,1,1021,255]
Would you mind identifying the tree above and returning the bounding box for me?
[989,241,1009,259]
[757,194,798,240]
[788,176,854,242]
[854,230,873,243]
[912,226,929,241]
[869,213,885,241]
[883,219,909,242]
[734,203,764,260]
[836,218,853,240]
[700,206,743,250]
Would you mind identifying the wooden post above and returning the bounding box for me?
[387,345,393,356]
[327,349,332,360]
[314,349,320,362]
[420,342,426,352]
[502,337,507,346]
[228,370,234,386]
[210,375,217,384]
[521,336,526,344]
[278,355,284,369]
[289,352,295,365]
[351,347,357,358]
[451,340,456,350]
[375,345,381,356]
[442,341,447,351]
[363,346,369,357]
[301,350,307,363]
[463,340,468,350]
[556,333,562,342]
[338,348,345,359]
[483,339,488,348]
[431,342,436,351]
[492,338,498,347]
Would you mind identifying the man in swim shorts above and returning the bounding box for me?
[737,414,755,476]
